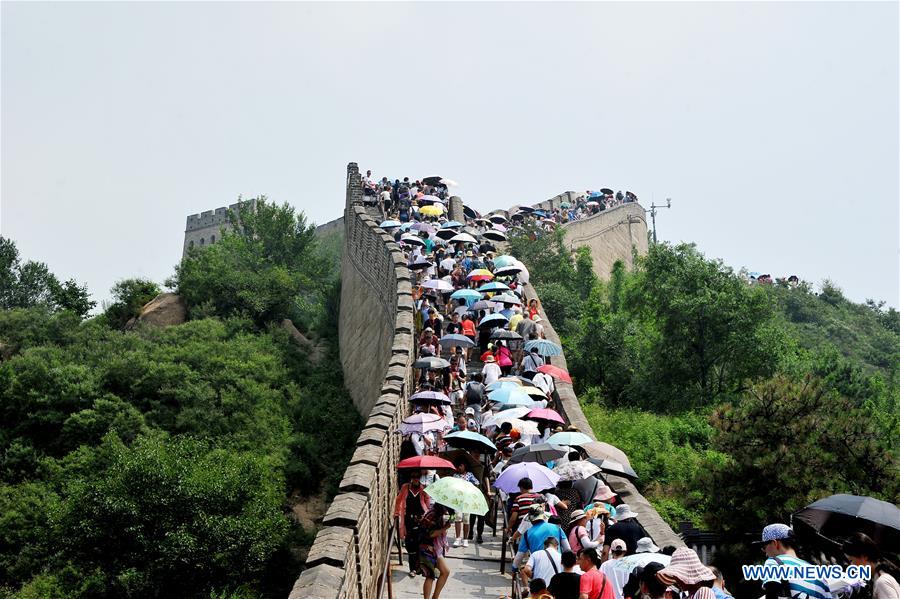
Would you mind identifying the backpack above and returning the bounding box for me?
[465,382,484,404]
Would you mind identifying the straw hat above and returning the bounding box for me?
[484,355,496,363]
[657,547,715,586]
[569,509,587,522]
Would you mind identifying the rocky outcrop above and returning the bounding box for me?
[132,293,187,328]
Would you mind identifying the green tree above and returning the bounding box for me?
[103,279,161,329]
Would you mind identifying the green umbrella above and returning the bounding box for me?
[560,201,571,209]
[424,477,489,516]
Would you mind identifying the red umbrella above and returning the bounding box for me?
[397,456,456,470]
[525,408,565,424]
[537,364,572,384]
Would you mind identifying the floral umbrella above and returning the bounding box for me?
[425,477,489,515]
[553,460,602,481]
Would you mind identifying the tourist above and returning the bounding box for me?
[464,373,486,424]
[529,578,554,599]
[550,550,583,599]
[578,548,616,599]
[508,478,546,535]
[638,562,668,599]
[522,346,545,375]
[599,539,628,599]
[569,509,602,553]
[417,502,452,599]
[656,547,716,599]
[602,504,644,558]
[482,355,502,387]
[393,470,431,577]
[424,309,443,337]
[755,523,831,599]
[523,536,564,589]
[528,299,541,320]
[708,567,734,599]
[842,532,900,599]
[495,340,514,375]
[451,460,479,548]
[514,506,570,582]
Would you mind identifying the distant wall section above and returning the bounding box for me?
[182,198,257,258]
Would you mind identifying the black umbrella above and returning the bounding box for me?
[793,494,900,553]
[586,457,639,482]
[509,443,568,464]
[440,449,485,482]
[494,265,522,277]
[422,176,444,186]
[435,229,457,240]
[517,206,535,213]
[409,260,433,271]
[600,188,614,195]
[463,205,479,219]
[483,230,507,242]
[510,212,525,220]
[491,329,523,341]
[413,356,450,370]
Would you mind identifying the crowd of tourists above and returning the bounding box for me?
[368,172,898,599]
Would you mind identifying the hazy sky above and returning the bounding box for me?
[2,2,898,308]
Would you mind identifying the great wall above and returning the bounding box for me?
[286,163,682,599]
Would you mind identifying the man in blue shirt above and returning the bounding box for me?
[757,523,831,599]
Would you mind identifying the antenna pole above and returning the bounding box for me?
[648,198,672,244]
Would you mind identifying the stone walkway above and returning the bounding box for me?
[388,530,513,599]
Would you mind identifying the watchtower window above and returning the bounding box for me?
[200,238,205,245]
[189,240,194,249]
[211,234,216,243]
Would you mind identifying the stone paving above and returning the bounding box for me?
[389,530,513,599]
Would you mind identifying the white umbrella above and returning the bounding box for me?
[482,408,532,429]
[440,178,459,187]
[421,279,454,292]
[449,233,477,244]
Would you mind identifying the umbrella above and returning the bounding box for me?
[537,365,572,384]
[478,313,508,329]
[488,386,534,405]
[490,293,521,305]
[419,195,444,205]
[485,380,520,393]
[488,214,508,223]
[440,178,459,187]
[435,228,457,240]
[482,407,532,428]
[421,279,452,292]
[524,339,563,357]
[379,220,401,229]
[443,431,497,454]
[547,431,594,446]
[441,220,464,229]
[493,265,522,277]
[513,260,530,284]
[414,356,451,370]
[463,205,478,219]
[398,455,456,470]
[449,233,478,244]
[478,281,510,293]
[410,222,436,233]
[505,418,541,435]
[600,188,614,195]
[560,201,571,209]
[554,461,602,481]
[517,206,535,214]
[451,289,481,302]
[510,212,525,220]
[439,334,475,349]
[492,255,517,268]
[439,449,484,481]
[490,329,522,341]
[521,386,549,399]
[494,462,560,493]
[472,300,497,311]
[483,230,507,242]
[399,413,448,435]
[425,476,489,516]
[467,269,494,281]
[409,259,433,271]
[586,201,600,207]
[585,441,631,466]
[492,223,508,232]
[586,458,639,481]
[408,390,452,404]
[526,408,565,424]
[420,205,444,216]
[793,494,900,552]
[421,176,444,187]
[509,443,569,465]
[498,397,540,409]
[400,235,426,247]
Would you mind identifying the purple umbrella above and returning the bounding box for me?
[399,413,448,435]
[408,390,451,404]
[494,462,560,493]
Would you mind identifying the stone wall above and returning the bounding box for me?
[291,163,414,599]
[182,198,256,258]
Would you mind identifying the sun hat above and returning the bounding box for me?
[532,315,542,322]
[528,505,548,522]
[593,484,616,502]
[610,539,627,553]
[753,523,794,546]
[484,355,496,363]
[569,509,587,521]
[465,407,475,415]
[615,504,638,520]
[636,537,660,553]
[657,547,715,586]
[424,327,433,332]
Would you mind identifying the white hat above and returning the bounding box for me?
[636,537,660,553]
[465,407,475,415]
[615,504,638,520]
[610,539,627,553]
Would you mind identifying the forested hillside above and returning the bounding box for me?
[0,200,358,599]
[509,224,898,585]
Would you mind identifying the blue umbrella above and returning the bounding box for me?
[478,313,509,329]
[524,339,563,357]
[491,293,521,305]
[533,210,547,217]
[498,398,540,410]
[443,431,497,453]
[441,220,464,229]
[546,431,594,446]
[488,386,533,404]
[478,282,510,293]
[379,220,401,229]
[400,222,413,231]
[451,289,481,303]
[439,334,475,349]
[486,380,521,393]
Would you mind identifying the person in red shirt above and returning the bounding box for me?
[578,548,615,599]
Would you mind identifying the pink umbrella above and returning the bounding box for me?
[492,223,508,233]
[525,408,565,424]
[399,413,448,435]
